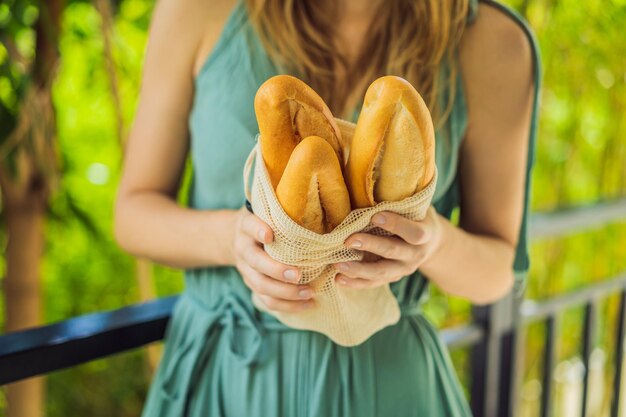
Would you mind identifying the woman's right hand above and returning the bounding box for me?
[231,206,315,312]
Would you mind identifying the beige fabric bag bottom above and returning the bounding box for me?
[243,119,437,346]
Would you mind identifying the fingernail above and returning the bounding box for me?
[336,262,349,271]
[338,277,348,285]
[258,229,266,242]
[349,240,362,248]
[372,214,386,225]
[283,269,298,282]
[299,289,312,299]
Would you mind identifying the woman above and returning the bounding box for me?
[114,0,540,415]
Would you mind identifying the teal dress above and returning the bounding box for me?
[141,1,541,416]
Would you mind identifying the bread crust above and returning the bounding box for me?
[276,136,351,234]
[254,75,346,189]
[346,76,436,208]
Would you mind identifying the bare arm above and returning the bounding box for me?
[114,0,238,268]
[419,3,535,303]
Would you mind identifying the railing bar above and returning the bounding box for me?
[522,272,626,324]
[0,296,178,385]
[498,329,517,417]
[0,296,178,359]
[498,295,524,417]
[581,301,596,417]
[529,197,626,240]
[441,324,485,349]
[509,323,526,417]
[470,305,491,417]
[540,315,557,417]
[611,291,626,417]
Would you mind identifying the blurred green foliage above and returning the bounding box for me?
[0,0,625,416]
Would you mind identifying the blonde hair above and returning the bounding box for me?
[246,0,470,127]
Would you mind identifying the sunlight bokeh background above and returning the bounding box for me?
[1,0,625,415]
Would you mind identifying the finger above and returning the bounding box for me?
[335,274,385,289]
[239,262,313,302]
[345,233,414,261]
[241,209,274,244]
[334,258,408,282]
[240,239,301,283]
[257,293,315,313]
[370,211,431,245]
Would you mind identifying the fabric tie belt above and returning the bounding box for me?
[158,291,422,416]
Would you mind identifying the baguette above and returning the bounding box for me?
[276,136,351,234]
[254,75,346,190]
[345,76,436,209]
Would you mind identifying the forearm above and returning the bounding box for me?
[420,214,515,305]
[114,191,236,269]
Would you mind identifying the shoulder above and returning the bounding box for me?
[459,1,535,135]
[146,0,237,78]
[150,0,236,30]
[461,2,534,72]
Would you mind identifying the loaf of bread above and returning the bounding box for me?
[254,75,351,234]
[276,136,351,234]
[254,75,347,190]
[345,76,436,209]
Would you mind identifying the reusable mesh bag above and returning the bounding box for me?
[242,118,437,346]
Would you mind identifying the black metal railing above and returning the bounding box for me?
[467,197,626,417]
[1,197,625,417]
[0,296,177,385]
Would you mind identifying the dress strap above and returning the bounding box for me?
[467,0,479,24]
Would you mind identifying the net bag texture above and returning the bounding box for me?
[242,118,437,346]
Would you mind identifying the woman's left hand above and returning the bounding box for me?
[333,206,444,289]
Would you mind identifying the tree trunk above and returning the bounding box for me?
[2,197,46,417]
[0,87,56,417]
[0,1,63,416]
